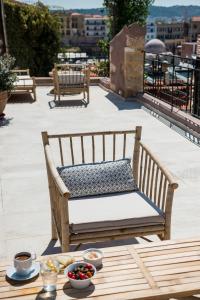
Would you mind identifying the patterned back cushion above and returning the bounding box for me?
[57,159,138,199]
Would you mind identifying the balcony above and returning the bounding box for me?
[0,83,200,259]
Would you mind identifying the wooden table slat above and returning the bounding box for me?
[1,238,200,299]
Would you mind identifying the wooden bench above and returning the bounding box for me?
[42,126,178,252]
[11,69,36,101]
[53,64,90,105]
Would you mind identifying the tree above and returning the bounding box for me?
[0,0,8,54]
[4,0,60,76]
[104,0,154,37]
[98,39,109,56]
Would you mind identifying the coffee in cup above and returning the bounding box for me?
[14,252,35,276]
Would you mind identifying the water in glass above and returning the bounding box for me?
[40,259,59,292]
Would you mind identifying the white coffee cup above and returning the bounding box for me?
[14,252,36,276]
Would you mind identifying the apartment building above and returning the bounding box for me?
[189,16,200,42]
[53,11,108,53]
[156,21,188,51]
[84,16,108,38]
[56,12,85,40]
[145,20,157,42]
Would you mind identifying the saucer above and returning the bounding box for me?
[6,262,40,281]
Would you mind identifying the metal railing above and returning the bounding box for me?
[57,52,108,64]
[144,54,200,119]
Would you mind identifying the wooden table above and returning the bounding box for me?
[1,238,200,299]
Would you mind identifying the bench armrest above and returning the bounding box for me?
[137,141,178,213]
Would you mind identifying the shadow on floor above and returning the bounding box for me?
[41,238,139,256]
[48,99,88,109]
[106,92,142,110]
[0,116,13,127]
[8,93,35,103]
[35,291,57,300]
[171,298,200,300]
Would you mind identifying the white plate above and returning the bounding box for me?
[6,262,40,281]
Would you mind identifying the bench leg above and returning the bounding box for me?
[158,231,170,240]
[163,231,170,240]
[33,87,37,101]
[51,215,58,240]
[61,239,70,253]
[87,88,90,103]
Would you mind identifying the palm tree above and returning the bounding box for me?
[0,0,8,54]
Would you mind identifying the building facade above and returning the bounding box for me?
[145,20,157,42]
[156,21,188,52]
[189,16,200,42]
[53,11,108,54]
[84,16,108,38]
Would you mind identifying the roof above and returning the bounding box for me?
[84,15,106,19]
[192,16,200,22]
[71,13,81,16]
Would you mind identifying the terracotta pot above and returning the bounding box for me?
[0,91,8,115]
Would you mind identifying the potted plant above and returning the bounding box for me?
[0,54,17,117]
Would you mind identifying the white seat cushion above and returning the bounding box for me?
[14,76,34,87]
[69,191,165,233]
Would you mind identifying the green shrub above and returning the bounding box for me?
[4,1,60,76]
[0,54,17,92]
[95,61,109,77]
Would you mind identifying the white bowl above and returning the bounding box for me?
[83,248,103,267]
[64,262,96,289]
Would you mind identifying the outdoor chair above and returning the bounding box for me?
[42,126,178,252]
[52,64,90,105]
[12,69,36,101]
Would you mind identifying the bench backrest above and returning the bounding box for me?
[53,64,90,89]
[12,69,30,76]
[42,127,142,183]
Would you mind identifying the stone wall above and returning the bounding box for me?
[110,24,146,98]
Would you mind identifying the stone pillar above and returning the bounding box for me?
[110,24,146,98]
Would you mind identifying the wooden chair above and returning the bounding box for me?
[53,64,90,105]
[42,127,178,252]
[11,69,36,101]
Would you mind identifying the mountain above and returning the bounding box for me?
[70,6,200,18]
[149,5,200,18]
[66,8,107,15]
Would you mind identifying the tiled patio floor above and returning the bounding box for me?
[0,86,200,260]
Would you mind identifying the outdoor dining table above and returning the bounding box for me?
[1,237,200,299]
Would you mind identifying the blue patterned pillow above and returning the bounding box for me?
[57,159,138,198]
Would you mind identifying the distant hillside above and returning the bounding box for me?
[70,8,107,16]
[149,5,200,18]
[71,6,200,18]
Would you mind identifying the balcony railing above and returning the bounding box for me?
[144,54,200,119]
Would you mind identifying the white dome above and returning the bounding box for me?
[145,39,166,54]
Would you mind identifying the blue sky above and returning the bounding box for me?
[31,0,200,9]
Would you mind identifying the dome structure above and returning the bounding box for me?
[145,39,166,54]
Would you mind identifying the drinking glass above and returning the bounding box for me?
[40,258,59,292]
